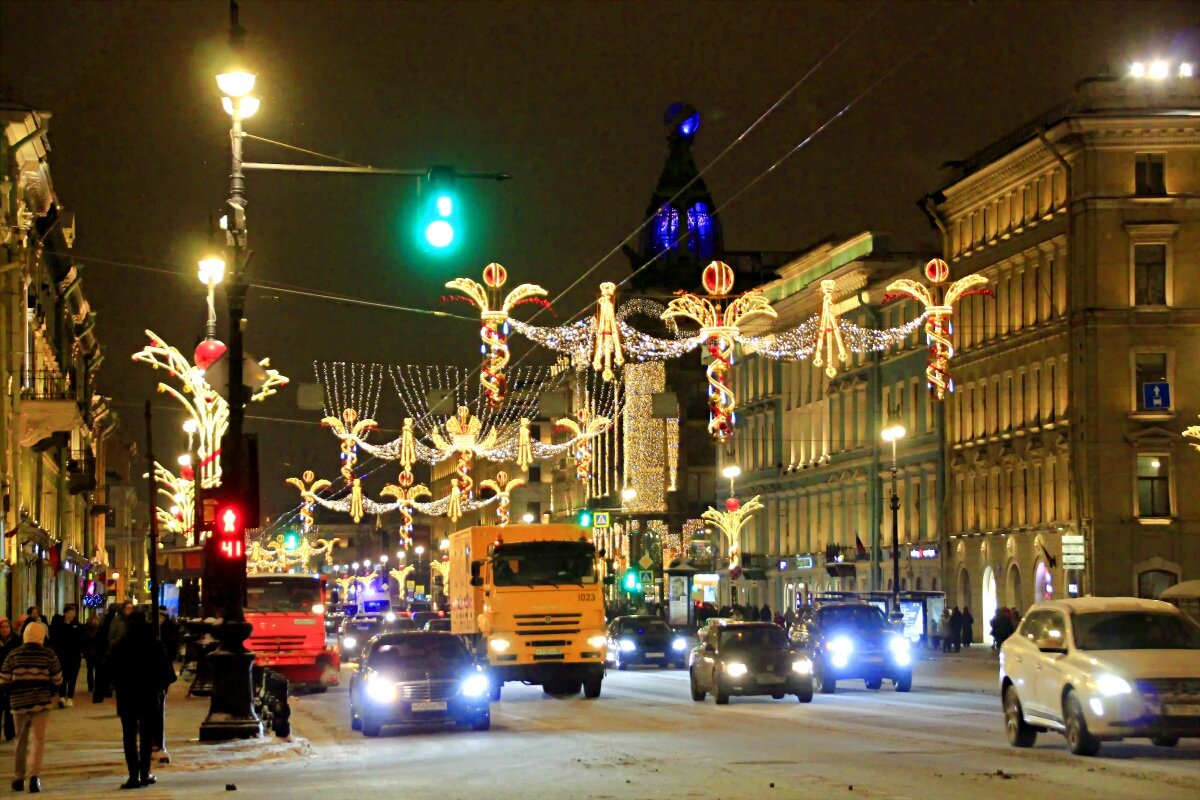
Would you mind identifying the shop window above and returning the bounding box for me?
[1136,455,1171,518]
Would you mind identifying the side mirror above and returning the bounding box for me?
[470,576,483,588]
[470,560,482,579]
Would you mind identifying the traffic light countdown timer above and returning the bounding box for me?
[200,494,249,616]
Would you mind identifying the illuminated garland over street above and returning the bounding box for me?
[380,470,431,543]
[444,263,550,407]
[662,261,777,441]
[285,470,330,534]
[1185,416,1200,452]
[478,471,525,527]
[884,258,991,399]
[247,534,341,574]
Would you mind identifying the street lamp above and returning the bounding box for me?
[414,545,425,557]
[721,464,741,497]
[881,423,906,621]
[197,256,225,341]
[380,554,388,564]
[182,419,198,435]
[177,454,192,468]
[396,550,406,561]
[439,538,450,551]
[621,486,637,502]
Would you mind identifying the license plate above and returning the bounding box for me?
[535,647,563,656]
[293,619,316,626]
[758,676,785,684]
[646,652,665,659]
[1164,704,1200,717]
[412,701,447,712]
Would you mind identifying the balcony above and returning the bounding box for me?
[18,372,83,447]
[68,452,97,495]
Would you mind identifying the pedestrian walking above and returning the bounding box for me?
[108,612,175,789]
[990,607,1015,650]
[49,605,83,707]
[960,606,975,649]
[948,607,963,653]
[83,610,101,692]
[759,604,772,623]
[0,622,62,793]
[18,608,48,639]
[0,618,19,741]
[937,608,952,653]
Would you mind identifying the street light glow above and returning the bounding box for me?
[414,545,425,556]
[521,513,535,524]
[1129,61,1146,78]
[380,554,388,563]
[220,95,260,118]
[198,256,225,286]
[182,419,198,434]
[881,424,907,443]
[1149,59,1169,79]
[439,538,450,551]
[1181,62,1194,78]
[396,550,406,560]
[177,454,192,467]
[621,487,637,501]
[216,70,256,98]
[721,465,741,480]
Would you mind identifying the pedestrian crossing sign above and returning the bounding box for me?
[594,512,610,529]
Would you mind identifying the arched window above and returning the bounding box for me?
[686,202,715,260]
[651,204,680,253]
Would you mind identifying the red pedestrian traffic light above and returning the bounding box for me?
[215,502,245,559]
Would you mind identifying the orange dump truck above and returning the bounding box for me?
[449,524,607,699]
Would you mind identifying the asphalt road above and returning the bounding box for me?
[78,657,1200,799]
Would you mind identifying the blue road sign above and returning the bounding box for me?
[1142,381,1171,410]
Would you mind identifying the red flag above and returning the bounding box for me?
[49,542,63,574]
[855,536,867,559]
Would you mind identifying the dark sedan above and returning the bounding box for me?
[789,601,913,693]
[606,616,689,669]
[339,614,417,663]
[689,622,814,704]
[348,632,491,736]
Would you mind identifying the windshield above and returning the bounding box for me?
[720,626,788,652]
[1073,611,1200,651]
[368,636,469,669]
[622,619,671,636]
[820,605,888,632]
[492,541,597,587]
[245,577,320,613]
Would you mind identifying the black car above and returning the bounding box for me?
[339,614,417,663]
[789,601,913,693]
[423,618,452,632]
[689,622,814,704]
[606,616,688,669]
[348,632,491,736]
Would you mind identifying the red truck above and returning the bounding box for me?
[245,573,340,691]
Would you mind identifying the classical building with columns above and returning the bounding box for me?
[925,69,1200,625]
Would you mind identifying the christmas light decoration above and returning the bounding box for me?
[247,533,341,574]
[321,408,377,523]
[702,495,764,581]
[591,281,624,380]
[623,362,668,513]
[285,470,331,534]
[380,469,431,541]
[812,280,847,379]
[554,408,609,487]
[444,263,549,406]
[884,258,991,399]
[389,565,415,590]
[1185,416,1200,452]
[662,261,777,441]
[478,471,526,527]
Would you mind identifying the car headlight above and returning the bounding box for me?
[365,674,397,703]
[888,637,910,654]
[792,658,813,675]
[311,603,325,615]
[724,662,748,677]
[672,637,687,651]
[828,636,854,656]
[1095,674,1132,697]
[461,673,489,698]
[342,636,357,651]
[488,638,511,653]
[587,635,607,649]
[619,639,637,653]
[384,611,397,623]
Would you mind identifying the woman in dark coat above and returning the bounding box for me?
[49,605,83,706]
[108,612,174,789]
[948,607,963,653]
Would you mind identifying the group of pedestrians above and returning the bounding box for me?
[989,606,1023,649]
[0,602,179,793]
[936,606,975,652]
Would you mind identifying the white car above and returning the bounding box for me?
[1000,597,1200,755]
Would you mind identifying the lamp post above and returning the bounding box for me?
[721,464,741,498]
[881,423,906,623]
[719,464,741,605]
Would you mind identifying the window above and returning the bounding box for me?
[1134,352,1169,411]
[1133,244,1167,306]
[1135,153,1166,197]
[1136,455,1171,518]
[528,465,542,483]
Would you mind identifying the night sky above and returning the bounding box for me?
[1,1,1194,518]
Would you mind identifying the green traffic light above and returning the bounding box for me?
[417,167,460,254]
[578,510,592,529]
[283,531,300,551]
[623,570,637,591]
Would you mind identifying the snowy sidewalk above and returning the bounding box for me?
[0,679,311,792]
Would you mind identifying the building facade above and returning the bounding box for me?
[719,234,941,614]
[927,71,1200,624]
[2,108,117,619]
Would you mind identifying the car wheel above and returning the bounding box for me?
[893,670,912,693]
[583,673,602,699]
[715,681,730,705]
[865,676,883,690]
[796,681,814,704]
[771,692,785,700]
[689,670,706,702]
[490,681,502,702]
[1003,685,1037,748]
[816,663,836,694]
[472,713,491,732]
[1150,734,1179,748]
[361,713,382,738]
[1064,690,1101,756]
